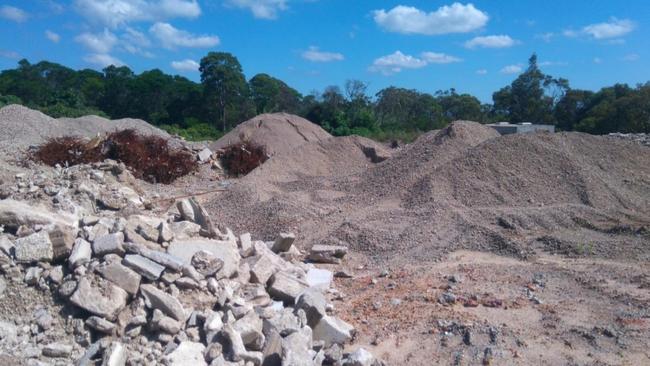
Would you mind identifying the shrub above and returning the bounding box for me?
[32,129,197,184]
[218,142,268,176]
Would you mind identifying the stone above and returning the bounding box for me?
[198,148,213,163]
[239,233,253,257]
[281,326,313,366]
[69,238,92,268]
[102,341,127,366]
[0,321,17,343]
[42,343,73,358]
[96,261,142,296]
[48,265,64,284]
[262,330,282,366]
[14,231,53,263]
[168,239,239,278]
[92,233,125,257]
[295,289,327,327]
[69,277,128,321]
[152,309,182,334]
[188,198,219,238]
[249,253,281,285]
[204,343,223,362]
[271,233,295,253]
[312,316,355,347]
[24,266,44,285]
[176,200,195,222]
[308,245,348,264]
[265,308,302,337]
[0,199,76,230]
[170,221,201,240]
[0,236,14,257]
[124,243,185,272]
[221,324,263,365]
[175,277,199,289]
[86,316,116,334]
[233,311,265,350]
[305,268,333,290]
[48,226,75,260]
[268,272,308,304]
[342,348,375,366]
[34,308,53,330]
[122,254,165,280]
[165,341,207,366]
[158,222,173,243]
[191,250,224,276]
[140,284,186,321]
[136,222,159,243]
[58,280,78,297]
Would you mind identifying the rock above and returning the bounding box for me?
[0,199,77,230]
[343,348,375,366]
[24,266,44,285]
[68,238,92,268]
[271,233,295,253]
[233,311,265,350]
[168,239,239,278]
[86,316,116,334]
[140,284,186,321]
[170,221,201,240]
[312,316,355,347]
[165,341,207,366]
[308,245,347,264]
[295,289,327,327]
[124,243,185,272]
[69,276,128,321]
[262,330,282,366]
[191,250,224,276]
[58,280,78,297]
[281,326,313,366]
[92,233,125,257]
[239,233,253,257]
[48,265,64,284]
[0,235,14,257]
[96,261,142,296]
[0,320,17,343]
[265,308,302,336]
[42,343,73,358]
[334,270,354,279]
[158,222,173,243]
[204,342,223,362]
[176,200,196,222]
[102,341,127,366]
[249,253,281,285]
[14,231,53,263]
[306,268,333,290]
[0,278,5,298]
[198,148,213,163]
[34,308,53,330]
[122,254,165,280]
[152,309,182,334]
[47,226,75,260]
[188,198,219,238]
[268,272,308,304]
[135,222,159,243]
[221,324,263,365]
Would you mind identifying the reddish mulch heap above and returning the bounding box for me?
[218,142,268,176]
[32,129,197,184]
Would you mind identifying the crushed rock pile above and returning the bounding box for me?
[0,159,380,365]
[211,113,332,157]
[608,132,650,147]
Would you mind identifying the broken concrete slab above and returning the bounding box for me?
[69,277,128,321]
[305,268,333,290]
[165,341,207,366]
[14,231,53,263]
[140,284,186,322]
[102,341,127,366]
[168,238,239,278]
[96,261,142,296]
[68,238,92,268]
[191,250,223,276]
[295,288,327,327]
[124,243,184,272]
[308,245,348,264]
[48,226,75,260]
[271,233,295,253]
[268,272,309,304]
[92,233,125,257]
[169,221,201,241]
[312,315,355,347]
[122,254,165,281]
[0,199,77,231]
[85,316,116,334]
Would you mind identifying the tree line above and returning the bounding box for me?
[0,53,648,141]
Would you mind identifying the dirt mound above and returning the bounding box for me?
[210,113,331,156]
[0,104,171,153]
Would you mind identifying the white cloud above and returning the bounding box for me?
[226,0,288,19]
[476,69,487,75]
[464,35,517,49]
[122,28,154,57]
[0,5,28,23]
[583,18,635,39]
[0,50,20,59]
[171,59,199,72]
[373,3,488,35]
[536,32,554,43]
[369,50,460,75]
[622,53,639,62]
[74,0,201,28]
[83,53,125,67]
[539,61,568,67]
[421,52,462,64]
[301,46,344,62]
[500,65,522,74]
[75,29,118,53]
[149,22,219,49]
[45,30,61,43]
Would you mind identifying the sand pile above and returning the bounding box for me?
[210,113,331,156]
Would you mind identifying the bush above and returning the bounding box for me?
[161,121,224,141]
[218,142,268,176]
[32,130,198,184]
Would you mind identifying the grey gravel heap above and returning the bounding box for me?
[0,164,379,366]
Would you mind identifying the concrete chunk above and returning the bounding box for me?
[122,254,165,280]
[268,272,308,304]
[312,315,355,347]
[271,233,295,253]
[140,284,186,321]
[86,316,116,334]
[92,233,125,257]
[102,341,127,366]
[168,238,239,278]
[124,243,184,272]
[69,238,92,268]
[165,341,206,366]
[14,231,53,263]
[295,288,327,327]
[308,245,348,264]
[169,221,201,240]
[69,277,128,321]
[96,261,142,295]
[48,226,75,260]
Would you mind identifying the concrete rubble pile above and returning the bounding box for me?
[0,159,381,366]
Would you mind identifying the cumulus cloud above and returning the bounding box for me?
[171,59,199,72]
[45,30,61,43]
[565,18,635,40]
[465,35,517,49]
[622,53,639,62]
[301,46,344,62]
[226,0,288,19]
[84,53,125,67]
[500,65,522,74]
[122,28,154,57]
[74,0,201,28]
[369,50,461,75]
[149,22,219,49]
[0,5,29,23]
[75,29,118,53]
[373,3,488,35]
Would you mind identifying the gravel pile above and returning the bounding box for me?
[608,132,650,147]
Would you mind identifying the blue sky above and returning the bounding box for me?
[0,0,648,102]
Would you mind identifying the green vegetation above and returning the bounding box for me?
[0,53,648,142]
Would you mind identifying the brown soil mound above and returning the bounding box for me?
[210,113,331,156]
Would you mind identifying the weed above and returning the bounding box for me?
[218,142,268,176]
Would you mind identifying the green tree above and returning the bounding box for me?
[249,73,302,114]
[199,52,248,131]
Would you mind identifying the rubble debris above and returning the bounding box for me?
[308,245,348,264]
